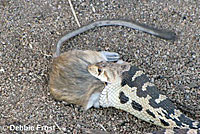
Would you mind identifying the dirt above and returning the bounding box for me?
[0,0,199,134]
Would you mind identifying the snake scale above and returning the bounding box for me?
[88,61,200,134]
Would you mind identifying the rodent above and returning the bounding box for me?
[49,50,120,110]
[49,19,176,110]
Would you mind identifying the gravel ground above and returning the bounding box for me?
[0,0,199,134]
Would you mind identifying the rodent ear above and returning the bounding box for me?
[100,51,120,61]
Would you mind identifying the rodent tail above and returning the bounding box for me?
[55,19,176,57]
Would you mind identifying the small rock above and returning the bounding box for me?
[62,127,66,131]
[188,83,198,88]
[0,68,5,72]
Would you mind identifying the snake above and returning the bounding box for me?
[88,61,200,134]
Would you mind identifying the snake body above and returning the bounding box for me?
[88,62,200,134]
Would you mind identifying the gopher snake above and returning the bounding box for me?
[88,61,200,134]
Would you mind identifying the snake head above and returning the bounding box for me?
[88,61,130,83]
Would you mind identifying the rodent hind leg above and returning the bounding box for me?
[100,51,120,62]
[86,92,101,110]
